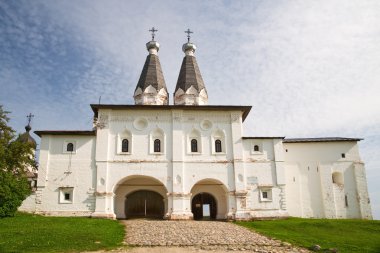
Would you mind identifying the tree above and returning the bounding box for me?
[0,105,35,217]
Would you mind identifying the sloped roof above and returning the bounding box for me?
[175,55,207,93]
[135,54,167,93]
[18,131,37,148]
[283,137,362,143]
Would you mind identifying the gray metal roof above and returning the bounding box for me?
[135,54,167,93]
[283,137,362,143]
[91,104,252,121]
[175,55,207,94]
[242,137,285,139]
[34,130,96,137]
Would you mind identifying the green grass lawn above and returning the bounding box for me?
[0,212,125,253]
[236,218,380,253]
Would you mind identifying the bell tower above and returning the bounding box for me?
[134,27,168,105]
[174,29,208,105]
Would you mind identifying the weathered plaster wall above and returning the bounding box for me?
[283,142,372,219]
[31,135,96,216]
[242,138,288,218]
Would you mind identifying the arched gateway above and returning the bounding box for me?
[114,175,167,219]
[192,192,217,220]
[190,178,228,220]
[125,190,164,218]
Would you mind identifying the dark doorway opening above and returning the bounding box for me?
[191,192,217,220]
[125,190,164,219]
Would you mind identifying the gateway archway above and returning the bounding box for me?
[114,175,167,219]
[192,192,217,220]
[190,178,228,220]
[125,190,164,218]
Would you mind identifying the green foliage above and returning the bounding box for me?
[0,212,125,253]
[0,172,31,217]
[236,218,380,253]
[0,105,35,217]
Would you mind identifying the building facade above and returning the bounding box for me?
[20,35,372,220]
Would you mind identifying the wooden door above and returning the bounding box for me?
[191,193,217,220]
[125,190,164,219]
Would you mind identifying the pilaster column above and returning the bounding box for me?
[227,192,236,220]
[234,191,250,220]
[166,193,193,220]
[273,139,288,214]
[91,162,115,219]
[230,112,250,219]
[279,185,287,210]
[167,110,192,220]
[353,162,373,219]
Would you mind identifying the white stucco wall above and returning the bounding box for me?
[241,138,288,218]
[91,108,242,219]
[33,135,96,216]
[283,141,372,219]
[25,106,372,220]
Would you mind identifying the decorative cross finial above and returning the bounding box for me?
[184,28,193,42]
[149,27,158,41]
[26,113,34,126]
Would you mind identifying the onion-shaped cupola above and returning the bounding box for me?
[134,27,168,105]
[174,29,208,105]
[17,113,37,149]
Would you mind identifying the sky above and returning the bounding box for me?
[1,0,379,219]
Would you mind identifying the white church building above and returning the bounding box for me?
[20,31,372,220]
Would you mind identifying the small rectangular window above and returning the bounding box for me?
[259,188,272,202]
[59,187,73,204]
[341,153,346,158]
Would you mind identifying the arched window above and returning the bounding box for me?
[215,139,222,153]
[191,139,198,152]
[67,143,74,152]
[254,145,259,152]
[154,139,161,152]
[122,139,129,152]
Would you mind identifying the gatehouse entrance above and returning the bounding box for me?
[114,175,167,219]
[190,178,228,220]
[191,192,217,220]
[125,190,164,219]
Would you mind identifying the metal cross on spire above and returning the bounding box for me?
[184,28,193,42]
[26,113,34,126]
[149,27,158,41]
